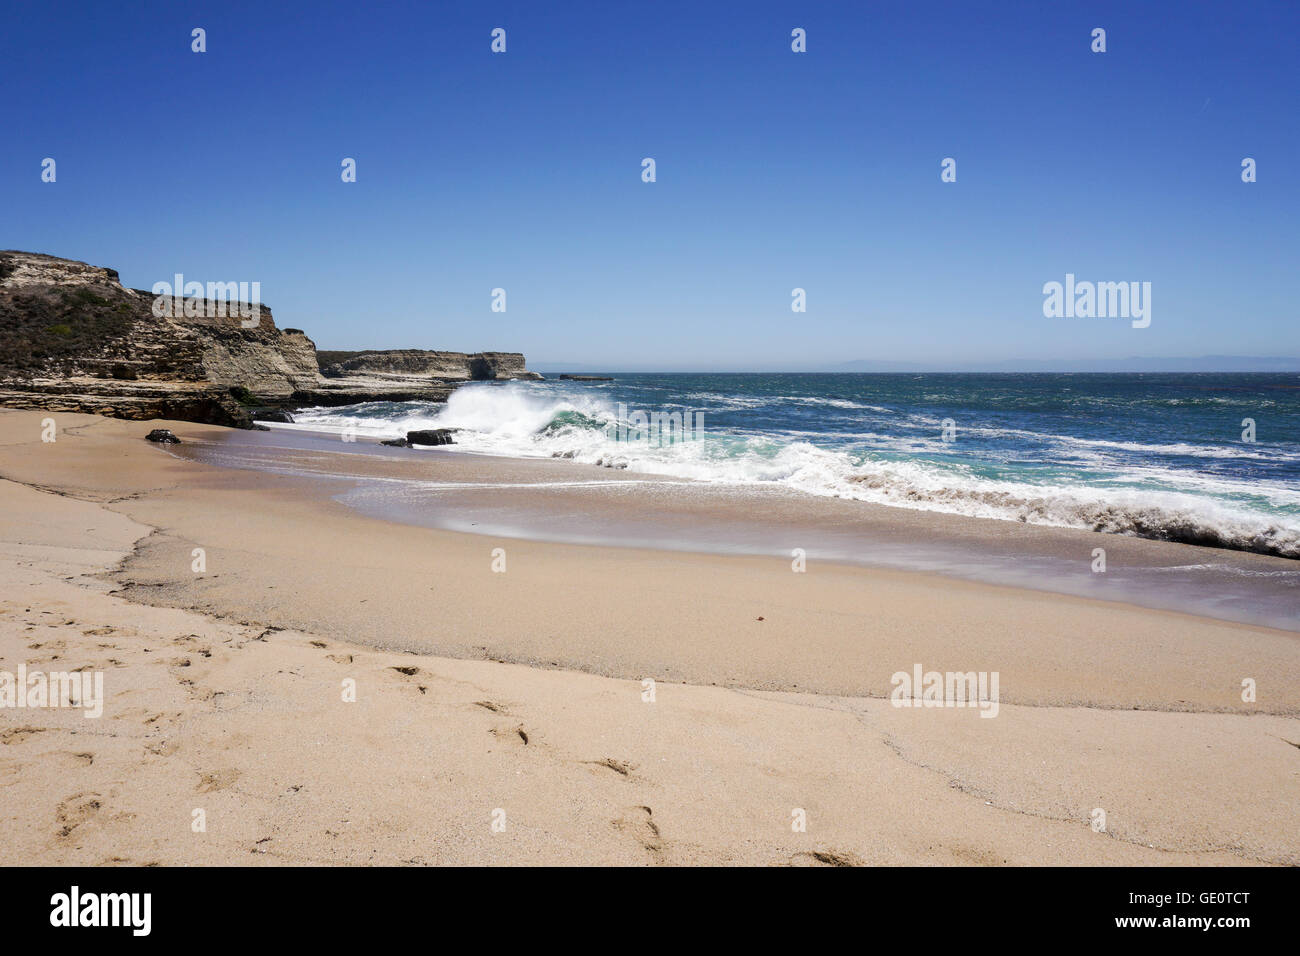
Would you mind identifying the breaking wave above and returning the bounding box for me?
[284,380,1300,558]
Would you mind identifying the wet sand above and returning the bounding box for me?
[178,426,1300,632]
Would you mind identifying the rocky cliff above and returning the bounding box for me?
[0,251,540,427]
[305,349,541,405]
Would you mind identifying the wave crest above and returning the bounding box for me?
[286,383,1300,559]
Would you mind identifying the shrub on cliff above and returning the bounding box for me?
[0,286,137,373]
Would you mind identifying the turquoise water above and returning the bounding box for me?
[288,372,1300,558]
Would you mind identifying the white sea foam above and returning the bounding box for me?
[284,383,1300,557]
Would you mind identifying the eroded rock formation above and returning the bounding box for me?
[0,251,540,427]
[306,349,541,406]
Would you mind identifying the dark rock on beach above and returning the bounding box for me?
[145,428,181,443]
[380,437,410,447]
[252,408,295,423]
[406,428,456,446]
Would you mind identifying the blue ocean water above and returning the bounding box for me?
[287,372,1300,558]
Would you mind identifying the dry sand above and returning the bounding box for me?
[0,410,1296,865]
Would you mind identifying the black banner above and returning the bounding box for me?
[2,866,1286,942]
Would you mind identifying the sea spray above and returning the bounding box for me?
[278,374,1300,558]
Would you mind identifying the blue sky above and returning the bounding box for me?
[3,0,1297,370]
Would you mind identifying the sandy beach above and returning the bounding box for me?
[1,409,1297,866]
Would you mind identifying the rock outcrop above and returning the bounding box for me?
[0,252,315,427]
[304,349,542,406]
[0,251,541,428]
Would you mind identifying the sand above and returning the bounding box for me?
[0,409,1296,865]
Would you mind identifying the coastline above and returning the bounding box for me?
[187,421,1300,633]
[1,410,1297,865]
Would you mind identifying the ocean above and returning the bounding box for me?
[282,372,1300,560]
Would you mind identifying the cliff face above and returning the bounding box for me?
[0,252,540,426]
[0,252,274,426]
[304,349,542,406]
[318,350,536,379]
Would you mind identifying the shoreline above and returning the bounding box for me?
[1,410,1297,865]
[185,422,1300,632]
[5,411,1298,708]
[274,371,1300,565]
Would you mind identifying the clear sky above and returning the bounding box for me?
[3,0,1297,370]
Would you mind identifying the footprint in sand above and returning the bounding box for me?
[171,636,211,657]
[792,848,862,867]
[1,726,45,745]
[55,792,103,839]
[585,757,635,777]
[612,806,663,859]
[488,724,530,746]
[196,768,241,793]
